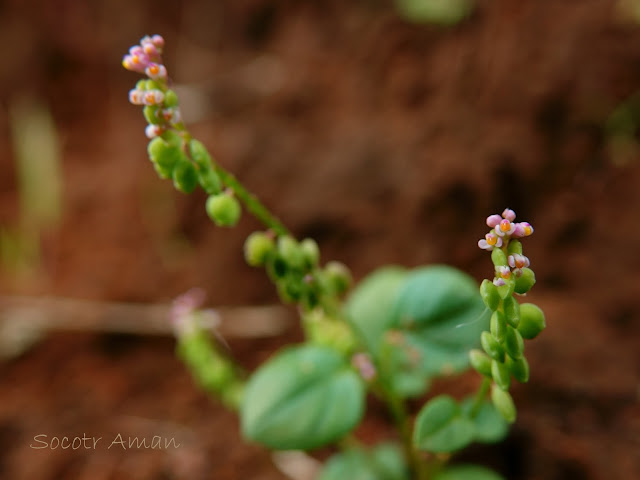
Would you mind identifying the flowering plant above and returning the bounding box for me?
[122,35,546,480]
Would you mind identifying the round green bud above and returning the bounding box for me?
[491,359,511,391]
[481,331,505,362]
[324,261,352,294]
[480,279,500,311]
[277,236,305,269]
[244,232,275,267]
[143,105,162,125]
[197,168,222,195]
[172,160,198,193]
[206,193,241,227]
[507,355,530,383]
[164,89,179,107]
[491,384,516,423]
[146,80,163,91]
[277,275,304,303]
[147,138,183,178]
[490,310,507,343]
[517,303,546,339]
[507,240,523,255]
[503,296,520,327]
[300,238,320,267]
[469,349,492,377]
[504,326,525,359]
[514,268,536,294]
[491,248,508,267]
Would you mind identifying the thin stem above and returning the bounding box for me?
[212,165,290,236]
[469,377,492,418]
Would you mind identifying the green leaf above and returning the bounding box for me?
[433,464,505,480]
[240,345,364,450]
[344,266,408,355]
[391,266,489,380]
[413,395,475,453]
[318,443,409,480]
[460,399,509,444]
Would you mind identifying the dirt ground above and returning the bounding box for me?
[0,0,639,479]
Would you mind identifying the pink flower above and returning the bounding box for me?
[512,222,534,238]
[495,265,512,280]
[145,124,164,138]
[145,63,167,80]
[502,208,516,221]
[508,254,530,269]
[128,88,145,105]
[478,232,503,251]
[486,214,502,228]
[143,89,165,106]
[495,219,516,237]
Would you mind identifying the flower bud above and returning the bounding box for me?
[490,310,507,343]
[504,326,524,359]
[147,137,182,178]
[197,168,222,195]
[206,193,241,227]
[507,240,523,255]
[481,331,504,362]
[491,247,508,267]
[469,349,492,377]
[300,238,320,267]
[507,355,530,383]
[517,303,546,339]
[514,267,536,294]
[480,279,500,311]
[277,236,305,269]
[172,160,198,193]
[143,105,162,125]
[491,359,511,391]
[324,261,352,294]
[503,296,520,327]
[244,232,275,267]
[161,129,183,147]
[491,384,516,423]
[164,89,179,107]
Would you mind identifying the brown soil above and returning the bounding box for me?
[0,0,639,479]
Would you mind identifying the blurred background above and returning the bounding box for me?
[0,0,639,479]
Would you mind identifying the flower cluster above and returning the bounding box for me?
[478,208,533,252]
[123,35,182,138]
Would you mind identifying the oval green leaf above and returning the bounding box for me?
[413,395,475,453]
[241,345,364,450]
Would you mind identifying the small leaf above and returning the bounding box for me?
[241,345,364,450]
[318,443,409,480]
[461,399,509,444]
[491,360,511,391]
[491,385,516,423]
[414,395,475,453]
[434,464,506,480]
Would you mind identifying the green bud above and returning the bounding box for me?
[517,303,546,339]
[505,326,525,359]
[324,261,352,294]
[491,384,516,423]
[161,130,183,147]
[469,349,492,377]
[503,296,520,327]
[507,240,523,255]
[277,236,305,269]
[491,359,511,391]
[197,168,222,195]
[514,268,536,294]
[497,276,515,299]
[300,238,320,267]
[480,279,500,311]
[164,89,179,107]
[135,79,148,91]
[481,331,505,362]
[490,310,507,343]
[491,248,508,267]
[507,355,530,383]
[147,138,183,178]
[206,193,241,227]
[146,80,163,91]
[189,139,212,168]
[172,160,198,193]
[277,275,304,303]
[143,105,161,125]
[244,232,275,267]
[306,313,356,355]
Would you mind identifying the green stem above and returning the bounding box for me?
[469,377,491,418]
[213,165,290,237]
